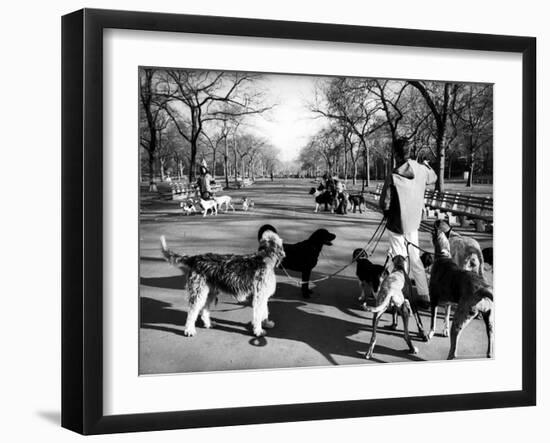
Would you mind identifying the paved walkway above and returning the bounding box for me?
[139,178,493,374]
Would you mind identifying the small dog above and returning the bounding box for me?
[434,219,484,278]
[199,198,218,217]
[309,187,335,213]
[258,225,336,298]
[348,193,366,214]
[429,227,494,359]
[363,255,425,359]
[180,199,196,215]
[214,195,235,212]
[160,230,285,337]
[352,249,387,304]
[241,197,254,212]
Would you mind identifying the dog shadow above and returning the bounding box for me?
[140,297,254,339]
[140,275,185,290]
[266,286,426,364]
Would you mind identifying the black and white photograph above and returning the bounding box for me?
[138,67,494,374]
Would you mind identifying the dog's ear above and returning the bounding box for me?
[257,224,278,241]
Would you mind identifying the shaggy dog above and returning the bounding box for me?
[257,225,336,298]
[199,198,218,217]
[214,195,235,212]
[160,230,285,337]
[309,187,335,213]
[434,219,485,278]
[429,228,494,359]
[241,197,254,212]
[348,193,366,214]
[180,199,197,215]
[353,249,387,304]
[363,255,427,359]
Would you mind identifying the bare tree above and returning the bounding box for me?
[157,70,271,182]
[408,81,459,191]
[139,68,167,191]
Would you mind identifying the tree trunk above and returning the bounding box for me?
[224,137,229,189]
[436,139,445,191]
[148,154,156,191]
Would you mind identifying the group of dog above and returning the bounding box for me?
[180,195,254,217]
[309,187,367,214]
[159,219,494,361]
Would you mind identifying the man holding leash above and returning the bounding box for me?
[379,138,437,308]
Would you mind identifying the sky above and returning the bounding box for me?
[245,74,327,163]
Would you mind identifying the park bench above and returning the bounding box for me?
[424,190,493,231]
[365,185,493,232]
[236,178,253,188]
[156,180,223,201]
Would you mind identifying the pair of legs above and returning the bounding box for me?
[183,279,273,338]
[447,298,494,360]
[366,299,418,359]
[387,230,430,303]
[427,303,452,340]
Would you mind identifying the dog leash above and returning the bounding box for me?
[280,216,388,287]
[403,237,434,256]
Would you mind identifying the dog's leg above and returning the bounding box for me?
[301,269,313,298]
[428,304,438,340]
[200,307,213,329]
[483,310,494,358]
[410,302,428,341]
[366,312,383,359]
[443,304,452,337]
[402,301,419,354]
[390,309,398,330]
[447,307,477,360]
[184,279,208,337]
[314,203,319,213]
[251,291,268,337]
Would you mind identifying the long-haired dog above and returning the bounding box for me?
[434,219,485,278]
[309,187,335,213]
[429,227,494,359]
[199,198,218,217]
[353,249,387,305]
[363,255,426,359]
[214,195,235,212]
[257,225,336,298]
[160,231,285,337]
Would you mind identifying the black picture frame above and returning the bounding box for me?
[61,8,536,435]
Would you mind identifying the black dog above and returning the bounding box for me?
[258,225,336,298]
[309,187,335,212]
[348,193,366,214]
[352,249,387,303]
[482,247,493,267]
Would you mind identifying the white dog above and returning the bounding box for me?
[213,195,235,212]
[199,198,218,217]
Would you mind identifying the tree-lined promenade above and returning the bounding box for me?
[140,69,493,192]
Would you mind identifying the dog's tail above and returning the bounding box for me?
[364,292,392,313]
[160,236,189,269]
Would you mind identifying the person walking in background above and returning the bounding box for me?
[196,164,214,200]
[379,137,437,307]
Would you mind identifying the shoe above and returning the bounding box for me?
[262,319,275,329]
